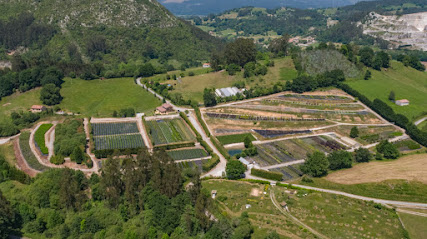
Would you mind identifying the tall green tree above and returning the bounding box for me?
[226,160,246,179]
[0,190,15,238]
[203,88,217,107]
[40,83,62,105]
[388,91,395,101]
[376,140,400,159]
[327,150,353,170]
[301,151,329,177]
[354,148,373,163]
[224,38,256,67]
[350,126,359,138]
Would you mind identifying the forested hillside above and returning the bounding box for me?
[0,0,223,68]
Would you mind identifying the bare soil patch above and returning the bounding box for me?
[250,188,261,197]
[325,154,427,184]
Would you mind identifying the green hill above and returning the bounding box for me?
[347,61,427,121]
[0,0,222,67]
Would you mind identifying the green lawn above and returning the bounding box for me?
[60,77,161,117]
[298,178,427,203]
[217,133,256,145]
[418,120,427,132]
[0,88,42,124]
[34,124,53,155]
[399,212,427,239]
[347,61,427,121]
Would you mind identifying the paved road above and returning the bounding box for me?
[414,116,427,126]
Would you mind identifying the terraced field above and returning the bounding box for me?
[249,135,346,167]
[34,124,53,155]
[146,118,196,145]
[167,148,208,160]
[92,121,144,150]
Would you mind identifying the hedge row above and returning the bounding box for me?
[154,141,195,151]
[338,83,427,147]
[180,112,202,140]
[251,168,283,181]
[202,155,220,172]
[210,136,231,160]
[239,179,271,185]
[194,107,211,137]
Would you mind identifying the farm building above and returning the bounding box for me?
[211,190,217,199]
[395,99,410,106]
[156,103,175,115]
[215,87,244,98]
[30,105,47,113]
[203,63,211,68]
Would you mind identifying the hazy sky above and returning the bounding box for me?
[162,0,187,3]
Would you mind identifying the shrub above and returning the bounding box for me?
[226,160,246,179]
[251,168,283,181]
[376,140,399,159]
[202,156,220,172]
[350,126,359,138]
[300,151,329,177]
[354,147,373,163]
[50,155,65,165]
[327,150,353,170]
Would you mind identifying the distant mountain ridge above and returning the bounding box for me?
[160,0,374,16]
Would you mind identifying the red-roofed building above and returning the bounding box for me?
[30,105,47,113]
[155,103,175,115]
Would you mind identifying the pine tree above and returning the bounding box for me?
[388,91,395,102]
[350,126,359,138]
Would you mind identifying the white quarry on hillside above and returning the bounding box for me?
[360,12,427,51]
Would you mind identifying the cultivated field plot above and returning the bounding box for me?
[92,122,139,136]
[217,133,255,145]
[249,135,346,167]
[167,148,208,161]
[94,134,144,150]
[204,90,385,136]
[92,121,144,150]
[34,124,53,155]
[146,118,196,146]
[270,164,303,181]
[176,159,208,172]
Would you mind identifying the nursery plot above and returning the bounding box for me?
[92,122,139,136]
[300,135,347,153]
[167,148,208,160]
[176,159,208,172]
[94,134,144,150]
[146,118,196,145]
[270,164,304,181]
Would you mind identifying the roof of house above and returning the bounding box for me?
[162,103,173,109]
[31,105,45,109]
[280,201,287,207]
[211,190,217,194]
[156,106,167,113]
[396,99,410,103]
[203,63,211,65]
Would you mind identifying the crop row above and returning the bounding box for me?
[269,164,303,181]
[92,122,139,136]
[253,129,311,138]
[167,148,208,161]
[176,159,208,172]
[94,134,144,150]
[146,119,195,145]
[34,124,53,155]
[206,112,325,122]
[19,132,49,171]
[279,94,350,101]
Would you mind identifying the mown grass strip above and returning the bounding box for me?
[217,133,256,145]
[34,124,53,155]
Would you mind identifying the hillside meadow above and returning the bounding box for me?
[0,88,42,124]
[153,57,298,104]
[347,61,427,121]
[60,77,162,117]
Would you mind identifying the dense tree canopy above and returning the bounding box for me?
[301,151,329,177]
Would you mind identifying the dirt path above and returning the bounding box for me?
[414,116,427,126]
[13,138,39,177]
[83,118,100,174]
[136,114,153,150]
[270,189,329,239]
[325,154,427,184]
[260,159,305,170]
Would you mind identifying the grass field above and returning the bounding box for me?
[60,77,161,117]
[202,180,406,238]
[0,142,16,166]
[156,57,297,104]
[217,133,256,145]
[399,212,427,239]
[298,178,427,203]
[273,186,406,238]
[347,61,427,121]
[325,154,427,184]
[19,132,48,171]
[34,124,53,155]
[0,88,42,124]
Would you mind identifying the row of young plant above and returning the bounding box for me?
[179,112,220,171]
[251,168,283,181]
[338,83,427,147]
